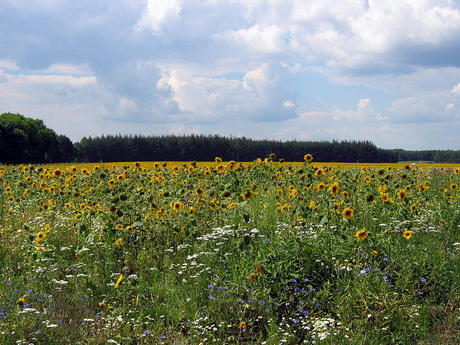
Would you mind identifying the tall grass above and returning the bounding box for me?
[1,159,460,344]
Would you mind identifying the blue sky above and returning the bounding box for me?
[1,0,460,150]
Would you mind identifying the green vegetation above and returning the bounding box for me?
[3,112,460,164]
[0,113,74,164]
[1,159,460,344]
[73,134,396,163]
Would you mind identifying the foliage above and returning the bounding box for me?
[1,159,460,344]
[0,113,73,164]
[74,134,397,163]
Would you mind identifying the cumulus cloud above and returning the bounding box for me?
[164,62,297,122]
[1,0,460,148]
[95,61,181,123]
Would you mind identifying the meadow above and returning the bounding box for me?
[1,157,460,344]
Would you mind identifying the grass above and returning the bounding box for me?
[1,158,460,344]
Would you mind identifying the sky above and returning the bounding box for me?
[1,0,460,150]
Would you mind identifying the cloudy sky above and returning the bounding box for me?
[1,0,460,150]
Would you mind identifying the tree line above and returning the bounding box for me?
[1,112,460,164]
[74,134,397,163]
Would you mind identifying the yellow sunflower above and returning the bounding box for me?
[342,208,354,219]
[354,229,368,241]
[402,230,413,239]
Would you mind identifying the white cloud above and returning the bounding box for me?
[1,0,460,149]
[135,0,184,35]
[452,83,460,95]
[326,98,383,121]
[165,62,297,122]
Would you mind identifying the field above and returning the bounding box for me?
[1,158,460,344]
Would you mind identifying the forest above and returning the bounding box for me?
[1,112,460,164]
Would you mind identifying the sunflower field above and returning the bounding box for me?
[1,157,460,344]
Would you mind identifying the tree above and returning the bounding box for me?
[0,112,74,164]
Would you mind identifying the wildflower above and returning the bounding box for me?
[397,189,407,200]
[255,261,263,275]
[18,297,26,304]
[304,154,313,162]
[317,183,326,191]
[354,229,368,241]
[402,230,413,239]
[410,204,417,212]
[378,185,387,194]
[371,250,378,256]
[342,208,354,219]
[115,238,124,248]
[381,193,389,202]
[172,201,183,211]
[114,274,124,288]
[36,231,46,246]
[333,202,341,212]
[44,224,51,233]
[330,182,340,195]
[249,274,258,282]
[315,168,325,177]
[238,321,247,329]
[242,190,255,200]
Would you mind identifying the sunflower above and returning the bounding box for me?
[36,231,47,246]
[354,229,368,241]
[242,190,255,200]
[317,183,326,191]
[315,168,325,177]
[333,202,341,212]
[381,193,389,202]
[172,201,183,211]
[410,204,417,212]
[342,208,354,219]
[397,189,407,200]
[115,238,124,247]
[330,182,340,195]
[402,230,413,239]
[304,154,313,162]
[228,202,237,210]
[451,183,458,190]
